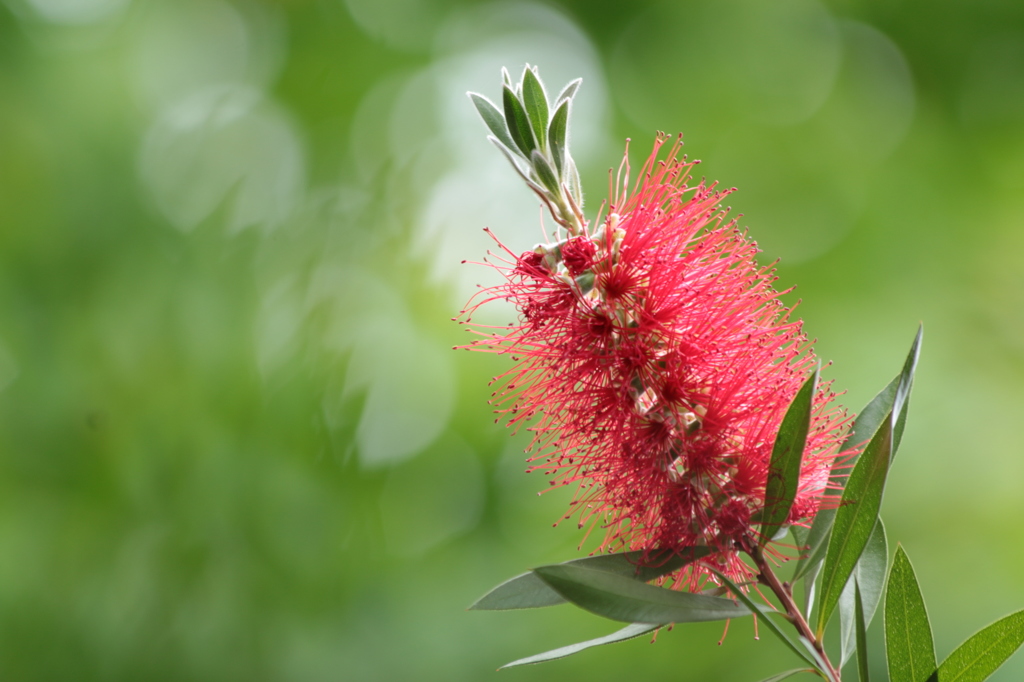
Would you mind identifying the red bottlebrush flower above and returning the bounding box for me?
[460,133,850,587]
[560,236,598,276]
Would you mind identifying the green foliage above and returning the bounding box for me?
[469,93,517,153]
[840,520,888,665]
[816,412,892,636]
[713,570,832,678]
[758,670,819,682]
[531,563,755,624]
[532,149,562,194]
[936,609,1024,682]
[885,546,937,682]
[548,100,570,173]
[503,85,537,156]
[555,78,582,105]
[470,547,710,610]
[521,67,550,152]
[760,368,819,546]
[855,582,871,682]
[795,327,921,585]
[501,623,661,668]
[468,64,586,232]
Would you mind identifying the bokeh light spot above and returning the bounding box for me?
[139,85,305,233]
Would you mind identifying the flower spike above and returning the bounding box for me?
[460,116,851,589]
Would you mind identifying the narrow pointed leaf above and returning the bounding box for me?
[841,519,888,665]
[521,67,549,152]
[531,150,561,195]
[761,369,819,545]
[470,547,710,610]
[855,581,871,682]
[859,519,890,621]
[533,564,755,624]
[795,327,920,581]
[802,560,821,621]
[816,414,893,636]
[845,326,923,462]
[566,155,583,206]
[885,546,936,682]
[502,85,535,156]
[794,387,895,585]
[843,376,899,459]
[892,325,923,452]
[488,136,543,194]
[501,66,512,86]
[860,325,921,464]
[758,670,818,682]
[555,77,582,105]
[566,547,712,582]
[519,64,531,88]
[789,526,820,622]
[471,570,564,611]
[548,99,569,174]
[794,507,835,583]
[468,92,518,155]
[936,609,1024,682]
[500,622,660,668]
[711,570,828,676]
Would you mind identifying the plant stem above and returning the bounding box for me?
[747,541,842,682]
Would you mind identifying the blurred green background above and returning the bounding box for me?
[0,0,1022,679]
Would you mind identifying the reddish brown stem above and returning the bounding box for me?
[746,540,842,682]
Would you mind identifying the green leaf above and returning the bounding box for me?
[468,92,518,156]
[470,548,710,610]
[788,527,820,622]
[521,67,550,153]
[815,414,893,636]
[802,560,821,622]
[532,563,755,624]
[711,570,828,677]
[761,369,819,545]
[794,327,921,582]
[565,154,583,206]
[885,546,936,682]
[861,325,921,463]
[531,150,561,194]
[794,508,834,584]
[757,670,818,682]
[502,85,535,156]
[487,137,543,195]
[500,622,660,668]
[571,547,712,582]
[856,581,871,682]
[555,77,582,105]
[892,325,923,454]
[844,375,899,457]
[548,99,569,175]
[841,519,889,665]
[936,609,1024,682]
[471,571,565,611]
[793,402,892,585]
[791,525,809,548]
